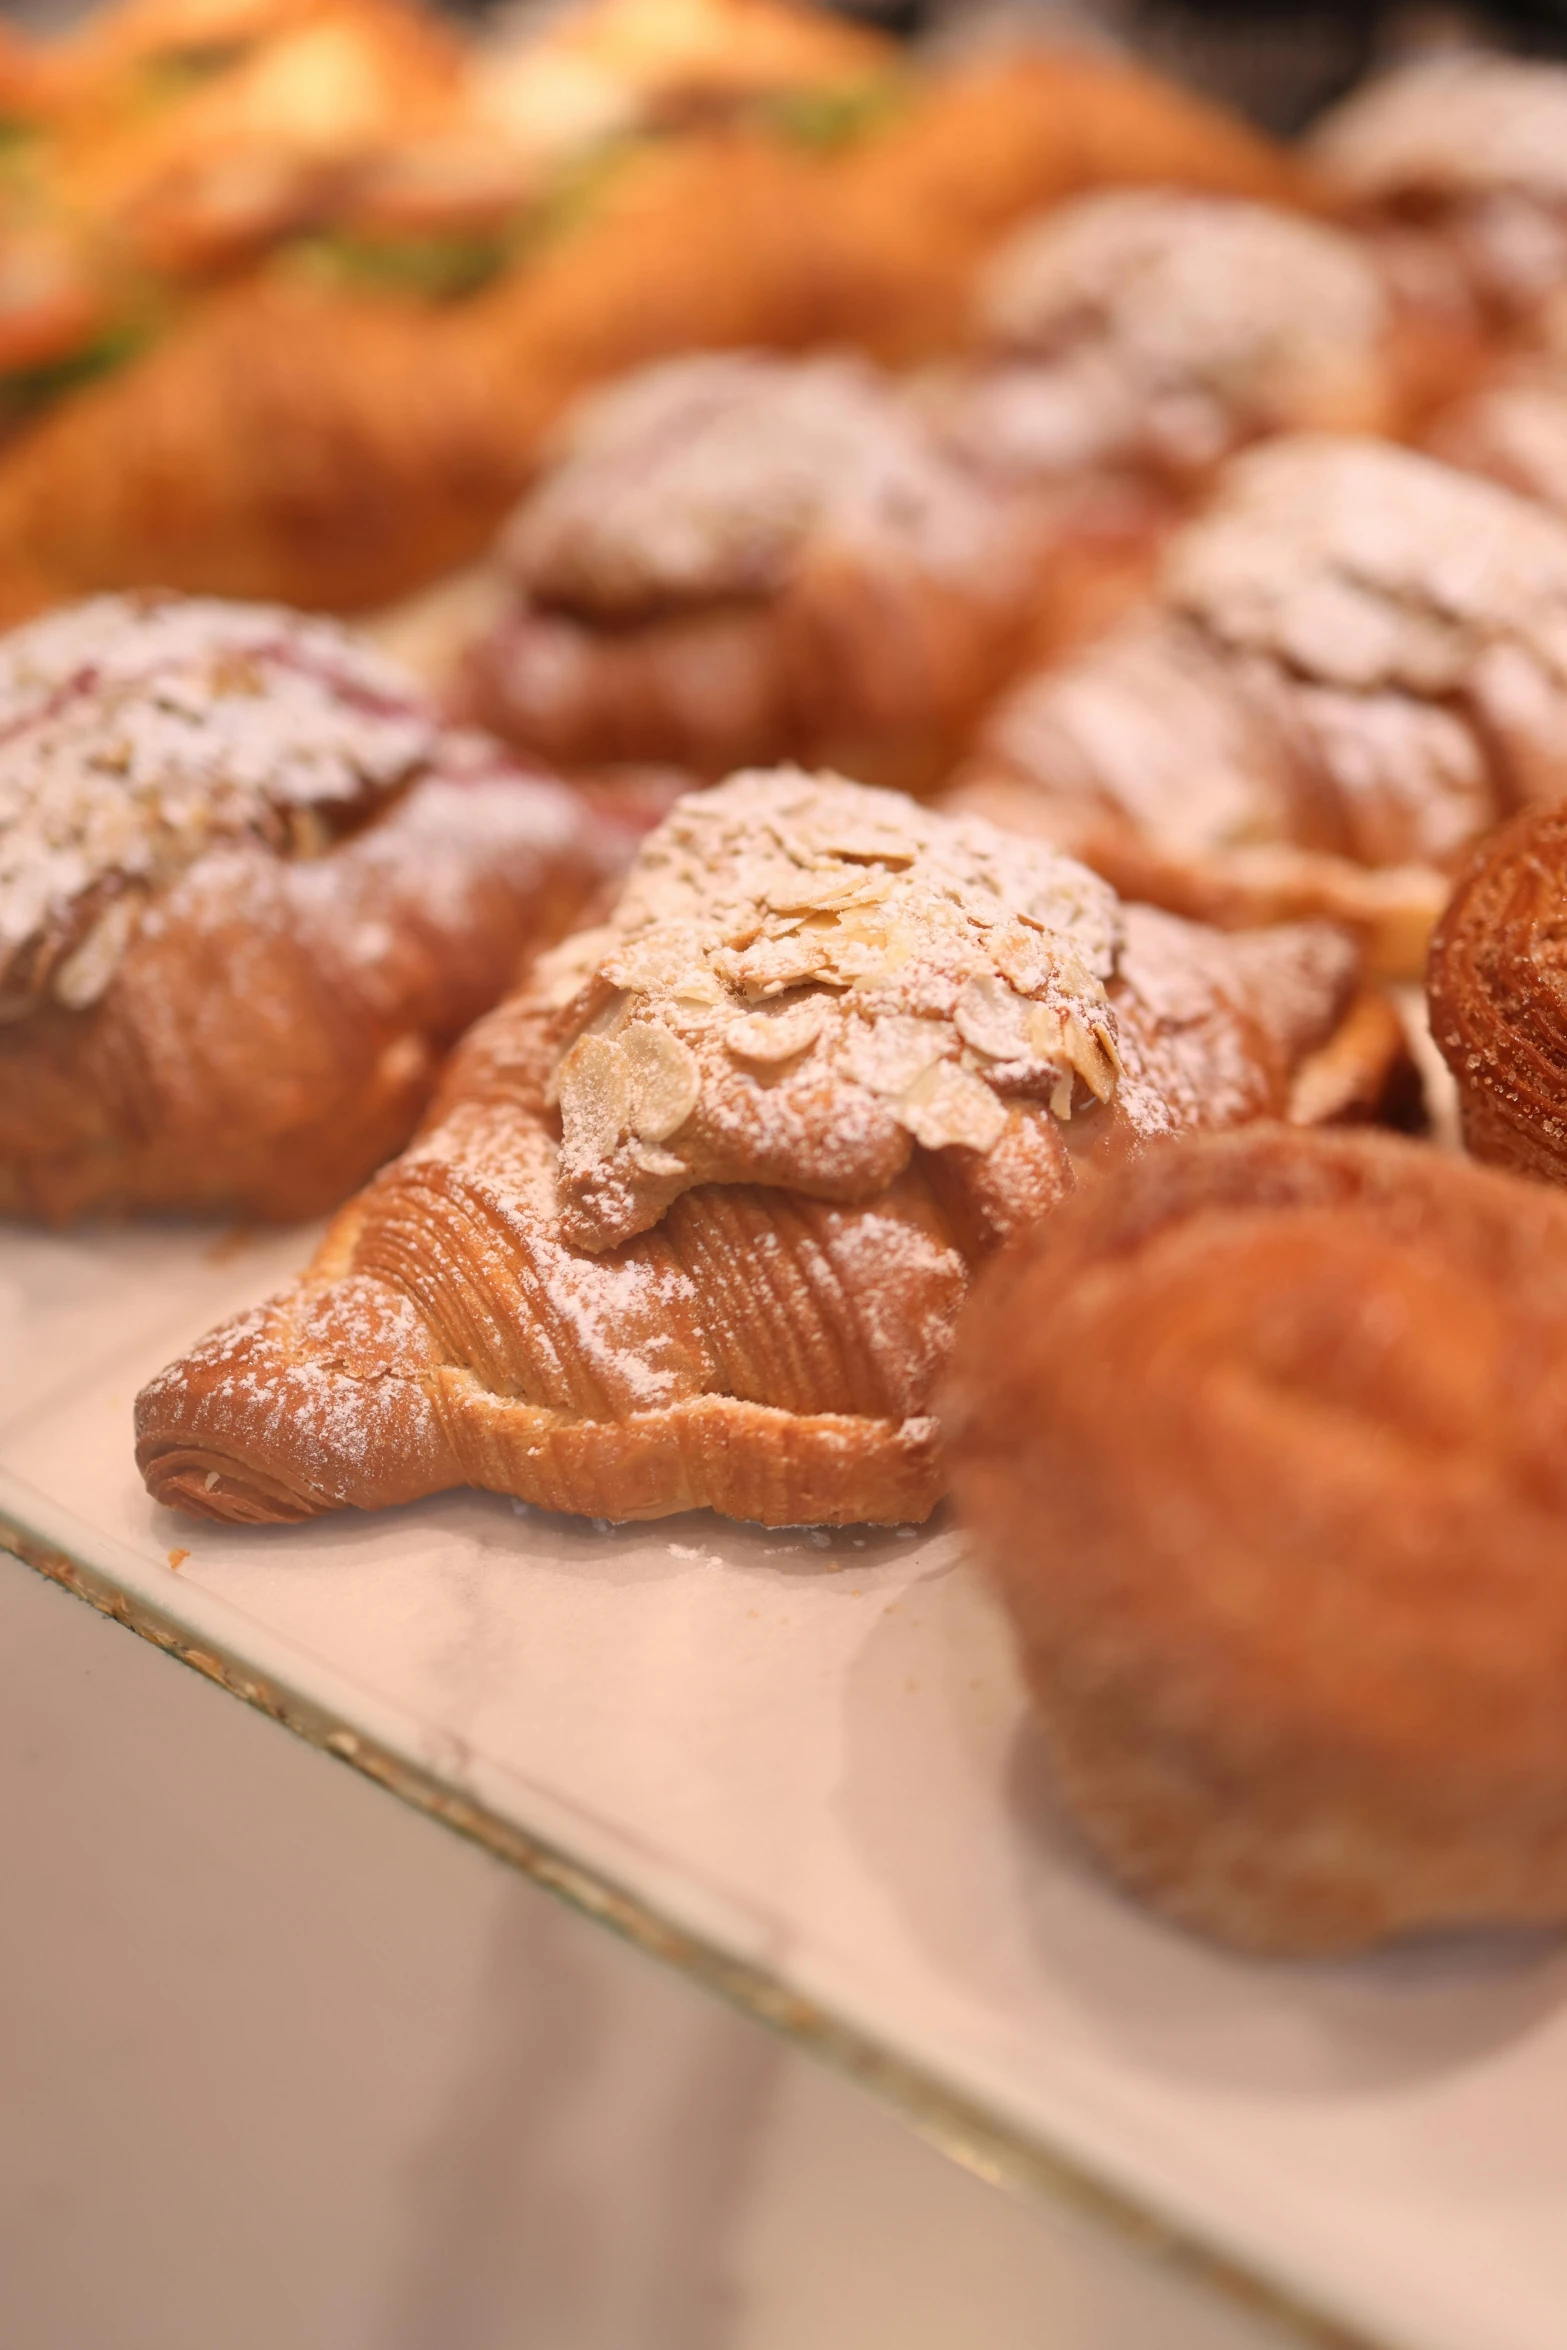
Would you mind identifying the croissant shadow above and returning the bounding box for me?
[831,1556,1567,2102]
[1002,1717,1567,2102]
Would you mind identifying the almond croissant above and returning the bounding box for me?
[0,590,611,1222]
[136,770,1412,1529]
[949,435,1567,978]
[1314,54,1567,334]
[457,351,1040,797]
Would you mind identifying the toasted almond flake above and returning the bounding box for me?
[52,894,142,1008]
[622,1021,700,1141]
[726,999,827,1064]
[558,1033,632,1161]
[803,820,919,865]
[724,932,836,997]
[894,1061,1009,1153]
[630,1141,686,1177]
[952,971,1032,1060]
[764,868,865,914]
[844,1013,950,1097]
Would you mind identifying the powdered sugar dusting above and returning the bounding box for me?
[1165,436,1567,697]
[503,353,1010,618]
[534,768,1122,1250]
[0,592,438,1009]
[969,192,1387,476]
[1317,54,1567,206]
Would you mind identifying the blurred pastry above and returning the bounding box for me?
[0,591,609,1222]
[948,1121,1567,1954]
[0,121,843,621]
[949,435,1567,977]
[472,0,896,162]
[923,186,1471,655]
[818,46,1308,364]
[1313,53,1567,333]
[0,30,1302,619]
[934,187,1469,493]
[1427,798,1567,1186]
[133,768,1401,1529]
[458,351,1040,796]
[51,0,469,279]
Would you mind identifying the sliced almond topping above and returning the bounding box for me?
[844,1013,950,1097]
[52,894,142,1009]
[894,1061,1008,1154]
[764,868,864,915]
[558,1034,632,1162]
[622,1021,701,1142]
[953,972,1032,1061]
[726,998,827,1065]
[723,932,836,997]
[801,818,919,865]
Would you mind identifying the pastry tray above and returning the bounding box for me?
[5,1211,1566,2350]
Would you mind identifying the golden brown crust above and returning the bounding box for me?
[948,1123,1567,1953]
[134,772,1384,1530]
[458,353,1039,795]
[1427,799,1567,1185]
[0,128,841,621]
[949,435,1567,978]
[0,592,611,1221]
[0,42,1301,619]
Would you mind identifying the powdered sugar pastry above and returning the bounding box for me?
[532,769,1122,1250]
[0,593,437,1013]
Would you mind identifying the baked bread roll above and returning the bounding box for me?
[1427,798,1567,1186]
[134,769,1412,1530]
[949,435,1567,978]
[948,1122,1567,1954]
[458,351,1040,796]
[1314,54,1567,333]
[0,591,610,1222]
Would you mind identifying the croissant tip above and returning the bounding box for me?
[139,1447,329,1527]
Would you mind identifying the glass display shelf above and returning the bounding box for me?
[4,1214,1565,2350]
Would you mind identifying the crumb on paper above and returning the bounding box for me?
[167,1548,189,1571]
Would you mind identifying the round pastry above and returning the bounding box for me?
[1427,798,1567,1185]
[133,770,1410,1530]
[458,351,1040,797]
[0,590,610,1222]
[948,434,1567,978]
[1313,54,1567,330]
[947,1122,1567,1954]
[936,189,1435,491]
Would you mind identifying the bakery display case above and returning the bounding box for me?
[11,5,1567,2347]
